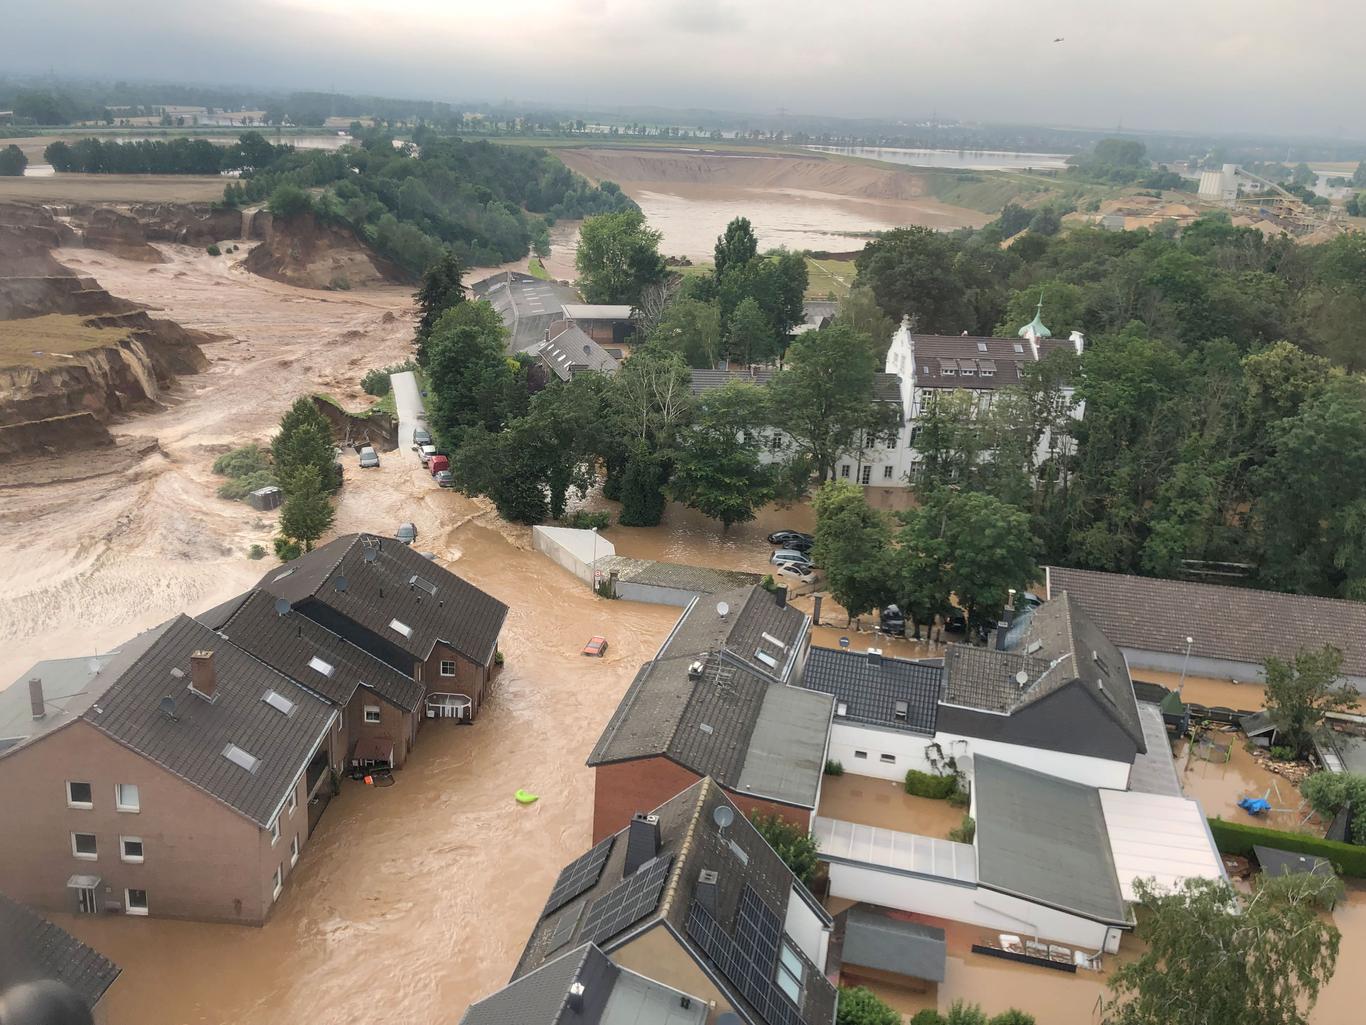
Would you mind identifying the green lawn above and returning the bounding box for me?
[804,258,854,300]
[526,257,551,281]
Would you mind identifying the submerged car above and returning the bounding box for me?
[434,469,454,488]
[771,548,814,570]
[767,530,814,547]
[880,604,907,636]
[774,563,818,586]
[358,445,379,468]
[396,522,417,545]
[418,444,437,466]
[582,635,609,657]
[412,427,432,448]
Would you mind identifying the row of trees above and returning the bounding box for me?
[43,132,285,174]
[271,399,339,558]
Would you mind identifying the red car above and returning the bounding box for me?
[582,636,609,657]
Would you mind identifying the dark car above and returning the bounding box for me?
[412,428,432,448]
[396,522,417,545]
[434,469,454,488]
[767,530,814,546]
[879,604,906,637]
[944,610,967,633]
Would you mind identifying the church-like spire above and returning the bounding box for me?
[1018,292,1052,340]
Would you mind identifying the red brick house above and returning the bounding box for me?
[253,534,508,732]
[587,586,831,841]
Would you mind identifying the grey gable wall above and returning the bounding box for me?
[938,679,1139,764]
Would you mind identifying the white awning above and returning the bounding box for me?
[66,874,101,889]
[1099,790,1227,900]
[813,816,977,884]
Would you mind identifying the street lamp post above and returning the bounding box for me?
[590,526,598,593]
[1178,635,1194,695]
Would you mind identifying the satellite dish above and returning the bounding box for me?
[274,597,291,617]
[158,696,178,720]
[1015,670,1030,687]
[839,636,850,649]
[334,575,349,593]
[716,601,730,619]
[712,805,735,830]
[363,547,378,563]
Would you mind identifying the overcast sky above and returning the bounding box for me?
[5,0,1364,138]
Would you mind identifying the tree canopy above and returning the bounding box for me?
[1263,645,1357,756]
[575,208,667,306]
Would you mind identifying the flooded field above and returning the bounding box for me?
[806,146,1069,172]
[818,773,965,838]
[1177,734,1321,835]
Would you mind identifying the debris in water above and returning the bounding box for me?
[515,789,539,805]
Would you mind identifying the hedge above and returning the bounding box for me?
[905,769,960,800]
[1207,817,1366,878]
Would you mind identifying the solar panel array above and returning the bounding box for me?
[685,886,803,1025]
[544,903,585,954]
[581,855,673,945]
[542,836,616,917]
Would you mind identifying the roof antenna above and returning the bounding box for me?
[335,575,349,593]
[712,804,734,833]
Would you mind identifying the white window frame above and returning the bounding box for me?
[115,782,140,813]
[120,836,145,864]
[883,465,894,479]
[272,865,283,901]
[364,705,382,724]
[125,888,149,916]
[286,789,297,817]
[71,832,98,860]
[853,750,868,760]
[66,780,93,809]
[839,464,850,478]
[777,941,804,1005]
[439,660,457,677]
[269,816,280,845]
[860,465,872,485]
[290,834,300,866]
[879,753,897,764]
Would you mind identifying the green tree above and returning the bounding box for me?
[268,182,314,219]
[835,986,899,1025]
[649,297,724,369]
[278,465,335,553]
[670,382,776,530]
[617,443,669,526]
[450,425,551,524]
[768,322,899,481]
[1291,162,1316,188]
[413,250,465,357]
[717,248,807,335]
[725,297,778,365]
[811,482,896,625]
[748,811,820,888]
[987,1013,1036,1025]
[575,208,666,305]
[1104,874,1341,1025]
[1263,645,1356,756]
[272,398,336,494]
[855,227,974,332]
[611,350,694,449]
[424,300,514,439]
[714,216,758,278]
[1300,771,1366,844]
[1352,161,1366,188]
[0,145,27,177]
[837,286,895,360]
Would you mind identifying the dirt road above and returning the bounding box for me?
[391,369,423,462]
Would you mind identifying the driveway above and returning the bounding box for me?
[391,370,424,461]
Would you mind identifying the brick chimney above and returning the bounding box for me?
[190,650,217,700]
[28,677,45,720]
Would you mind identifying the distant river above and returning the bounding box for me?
[806,146,1069,171]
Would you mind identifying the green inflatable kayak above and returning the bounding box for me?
[515,789,539,805]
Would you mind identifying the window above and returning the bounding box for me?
[835,701,848,717]
[942,367,956,376]
[67,781,92,808]
[115,783,140,812]
[839,464,850,478]
[439,660,456,677]
[894,701,909,722]
[120,836,144,863]
[290,834,300,866]
[388,618,413,639]
[269,816,280,845]
[977,341,988,352]
[223,743,260,774]
[307,656,334,678]
[980,368,994,377]
[262,690,296,716]
[909,425,923,446]
[879,753,897,764]
[853,750,868,760]
[71,833,97,860]
[960,366,975,376]
[272,865,283,901]
[777,942,804,1005]
[125,888,148,916]
[286,789,297,817]
[883,465,894,480]
[860,466,872,485]
[1013,343,1024,353]
[754,649,778,669]
[364,706,382,724]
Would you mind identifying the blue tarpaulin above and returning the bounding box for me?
[1239,796,1271,815]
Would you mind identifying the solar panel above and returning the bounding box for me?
[542,836,616,917]
[581,855,673,945]
[545,903,585,954]
[686,887,804,1025]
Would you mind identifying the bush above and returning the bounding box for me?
[988,1012,1036,1025]
[910,1013,945,1025]
[273,536,302,562]
[825,759,844,776]
[1269,745,1297,761]
[247,544,267,560]
[269,182,314,219]
[948,815,976,844]
[1300,771,1366,844]
[948,786,970,808]
[213,443,271,478]
[749,811,821,888]
[360,360,418,397]
[836,986,899,1025]
[760,573,780,593]
[1207,816,1366,877]
[206,244,221,256]
[905,769,960,799]
[562,509,612,531]
[329,275,351,291]
[216,469,278,501]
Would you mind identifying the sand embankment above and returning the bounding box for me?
[243,211,401,289]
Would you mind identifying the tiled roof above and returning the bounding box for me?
[909,334,1074,390]
[462,944,610,1025]
[839,906,946,983]
[871,373,902,402]
[800,647,941,734]
[516,779,837,1025]
[657,586,809,683]
[943,594,1145,750]
[974,757,1127,924]
[82,615,336,828]
[1046,565,1366,678]
[474,273,581,353]
[257,534,508,667]
[689,368,777,394]
[213,590,425,712]
[0,893,121,1009]
[539,324,619,381]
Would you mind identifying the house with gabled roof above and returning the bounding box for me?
[0,615,340,924]
[254,533,508,724]
[0,892,121,1020]
[587,587,831,841]
[495,777,837,1025]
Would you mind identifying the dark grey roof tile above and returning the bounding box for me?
[800,647,941,734]
[0,893,121,1009]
